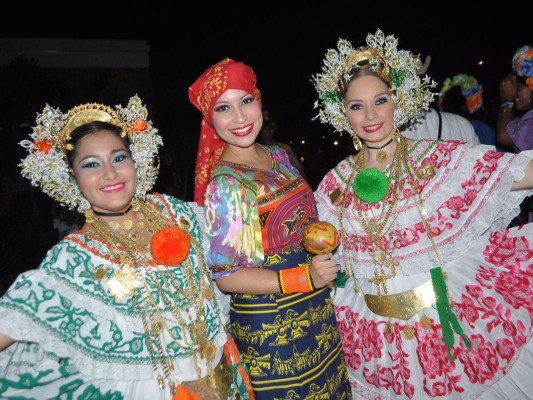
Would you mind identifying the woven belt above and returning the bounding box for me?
[364,279,435,320]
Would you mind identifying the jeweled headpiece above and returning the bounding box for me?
[440,73,484,114]
[19,95,163,212]
[312,29,437,135]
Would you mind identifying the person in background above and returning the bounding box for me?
[189,58,352,400]
[439,73,497,147]
[402,107,480,143]
[0,96,250,400]
[402,59,481,144]
[497,45,533,152]
[312,29,533,399]
[497,45,533,225]
[258,109,306,177]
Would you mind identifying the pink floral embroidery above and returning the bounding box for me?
[336,305,362,370]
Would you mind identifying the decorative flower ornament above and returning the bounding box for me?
[312,28,437,136]
[512,45,533,90]
[19,95,163,212]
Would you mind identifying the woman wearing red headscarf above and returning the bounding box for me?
[189,58,352,399]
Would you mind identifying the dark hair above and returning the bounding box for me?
[440,86,469,118]
[66,121,130,167]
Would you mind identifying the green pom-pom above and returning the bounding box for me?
[352,167,390,204]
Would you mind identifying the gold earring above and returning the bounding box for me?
[84,208,96,224]
[131,196,140,212]
[353,136,362,152]
[393,127,401,142]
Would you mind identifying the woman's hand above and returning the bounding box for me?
[308,253,339,288]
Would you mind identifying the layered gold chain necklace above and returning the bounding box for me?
[338,136,412,294]
[85,198,218,395]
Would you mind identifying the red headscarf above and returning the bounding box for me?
[189,58,262,205]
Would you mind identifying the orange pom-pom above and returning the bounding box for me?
[150,226,190,266]
[133,120,148,132]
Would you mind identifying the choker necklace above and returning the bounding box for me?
[93,204,133,217]
[366,138,394,163]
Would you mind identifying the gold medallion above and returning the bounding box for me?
[385,321,393,335]
[366,220,378,234]
[402,325,415,339]
[150,317,165,335]
[376,150,388,163]
[108,221,119,230]
[93,266,107,280]
[420,315,431,329]
[122,219,133,230]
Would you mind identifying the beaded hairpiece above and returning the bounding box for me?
[19,95,163,212]
[312,28,437,135]
[440,73,484,114]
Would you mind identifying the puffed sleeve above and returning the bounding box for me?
[508,110,533,151]
[204,174,265,279]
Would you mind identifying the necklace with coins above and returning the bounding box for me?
[85,197,218,396]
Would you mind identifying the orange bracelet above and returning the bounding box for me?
[278,264,315,293]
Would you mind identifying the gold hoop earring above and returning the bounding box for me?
[353,136,362,152]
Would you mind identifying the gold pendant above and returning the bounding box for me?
[122,219,133,230]
[420,315,431,329]
[199,339,217,361]
[376,150,388,163]
[93,266,107,280]
[402,325,415,339]
[108,221,120,230]
[150,316,166,335]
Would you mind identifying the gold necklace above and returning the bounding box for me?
[86,199,218,396]
[366,138,394,164]
[339,136,411,294]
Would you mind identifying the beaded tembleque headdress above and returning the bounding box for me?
[440,73,484,114]
[19,95,163,212]
[312,29,437,135]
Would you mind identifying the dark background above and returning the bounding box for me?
[0,0,530,292]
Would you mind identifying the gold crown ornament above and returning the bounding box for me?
[312,28,438,135]
[19,95,163,212]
